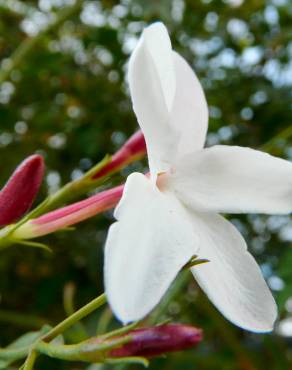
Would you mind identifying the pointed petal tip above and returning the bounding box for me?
[17,154,45,185]
[21,153,44,168]
[105,284,147,326]
[248,303,277,334]
[24,153,44,163]
[209,286,277,334]
[144,21,168,35]
[221,288,278,333]
[234,320,276,334]
[227,305,277,333]
[188,212,278,334]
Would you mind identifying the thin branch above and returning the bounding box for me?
[22,349,37,370]
[42,293,107,342]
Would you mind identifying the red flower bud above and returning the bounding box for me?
[109,324,202,358]
[0,155,45,226]
[92,131,146,180]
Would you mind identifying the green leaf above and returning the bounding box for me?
[183,255,209,270]
[0,326,51,367]
[14,240,53,253]
[7,331,41,350]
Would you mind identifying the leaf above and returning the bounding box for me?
[14,240,53,253]
[183,255,210,270]
[7,331,41,349]
[0,326,52,368]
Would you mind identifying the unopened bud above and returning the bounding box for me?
[0,155,44,226]
[92,131,146,180]
[36,323,202,364]
[13,184,124,239]
[109,324,202,358]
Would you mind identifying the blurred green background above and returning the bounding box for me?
[0,0,291,369]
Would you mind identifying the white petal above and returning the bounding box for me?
[189,212,277,332]
[170,52,208,158]
[170,145,292,214]
[144,23,176,112]
[128,22,208,176]
[104,172,199,324]
[128,23,176,175]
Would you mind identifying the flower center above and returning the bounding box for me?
[156,172,169,192]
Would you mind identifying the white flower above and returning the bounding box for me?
[104,22,292,332]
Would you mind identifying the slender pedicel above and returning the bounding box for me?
[13,185,124,239]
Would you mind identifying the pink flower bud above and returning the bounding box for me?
[0,155,44,226]
[92,131,146,180]
[109,324,202,358]
[13,184,124,239]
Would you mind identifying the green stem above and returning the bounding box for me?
[35,341,84,361]
[35,335,131,363]
[148,269,190,325]
[42,294,107,342]
[22,350,37,370]
[96,308,113,335]
[0,294,107,365]
[63,282,88,341]
[0,0,84,84]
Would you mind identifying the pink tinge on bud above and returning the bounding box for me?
[92,131,146,180]
[109,324,203,358]
[13,184,124,239]
[0,155,45,226]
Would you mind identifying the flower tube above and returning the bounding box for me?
[13,185,123,239]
